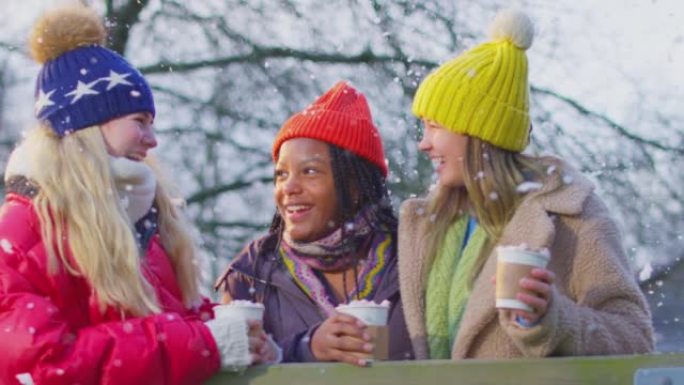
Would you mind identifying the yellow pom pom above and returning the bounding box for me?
[29,5,106,64]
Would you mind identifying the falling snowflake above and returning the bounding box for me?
[15,373,34,385]
[122,322,134,333]
[639,262,653,281]
[0,239,14,254]
[516,182,543,193]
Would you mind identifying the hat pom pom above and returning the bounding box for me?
[29,5,106,64]
[488,9,534,50]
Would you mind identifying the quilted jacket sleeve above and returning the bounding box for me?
[0,250,221,385]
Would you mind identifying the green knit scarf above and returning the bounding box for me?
[425,216,487,359]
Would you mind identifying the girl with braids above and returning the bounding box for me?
[217,81,414,366]
[0,6,276,385]
[398,9,653,360]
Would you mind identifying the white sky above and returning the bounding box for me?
[530,0,683,129]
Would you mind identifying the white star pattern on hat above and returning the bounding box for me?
[34,89,56,114]
[105,70,133,91]
[65,80,99,104]
[61,71,136,105]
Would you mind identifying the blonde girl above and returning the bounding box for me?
[0,6,275,385]
[398,9,654,359]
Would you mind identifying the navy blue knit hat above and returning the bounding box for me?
[30,6,155,136]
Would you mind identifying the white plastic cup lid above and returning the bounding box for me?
[336,302,389,326]
[214,301,264,322]
[496,246,549,268]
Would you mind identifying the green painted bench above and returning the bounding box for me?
[208,354,684,385]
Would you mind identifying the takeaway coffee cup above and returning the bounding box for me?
[495,246,550,312]
[336,300,390,360]
[214,300,265,322]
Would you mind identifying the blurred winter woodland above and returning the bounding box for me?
[0,0,682,350]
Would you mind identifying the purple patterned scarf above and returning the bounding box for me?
[280,207,392,316]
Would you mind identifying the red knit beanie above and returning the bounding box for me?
[272,81,388,177]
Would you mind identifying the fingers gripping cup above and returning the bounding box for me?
[335,300,390,361]
[495,246,550,312]
[214,300,265,322]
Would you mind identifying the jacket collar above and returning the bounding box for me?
[4,140,33,183]
[530,156,594,216]
[497,157,594,251]
[110,156,157,224]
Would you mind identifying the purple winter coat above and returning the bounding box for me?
[215,232,414,362]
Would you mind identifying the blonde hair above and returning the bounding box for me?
[145,157,201,308]
[26,125,200,316]
[422,137,547,286]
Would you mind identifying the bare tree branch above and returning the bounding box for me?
[186,176,273,205]
[138,46,435,75]
[0,42,20,54]
[105,0,151,55]
[533,86,684,155]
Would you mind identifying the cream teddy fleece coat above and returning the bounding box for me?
[398,157,654,359]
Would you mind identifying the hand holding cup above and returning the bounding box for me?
[513,267,555,324]
[495,246,555,324]
[334,300,390,365]
[214,301,277,364]
[310,312,372,367]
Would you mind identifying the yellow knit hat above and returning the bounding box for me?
[412,9,534,152]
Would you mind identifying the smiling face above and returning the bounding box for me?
[418,119,469,188]
[274,138,341,243]
[100,112,157,161]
